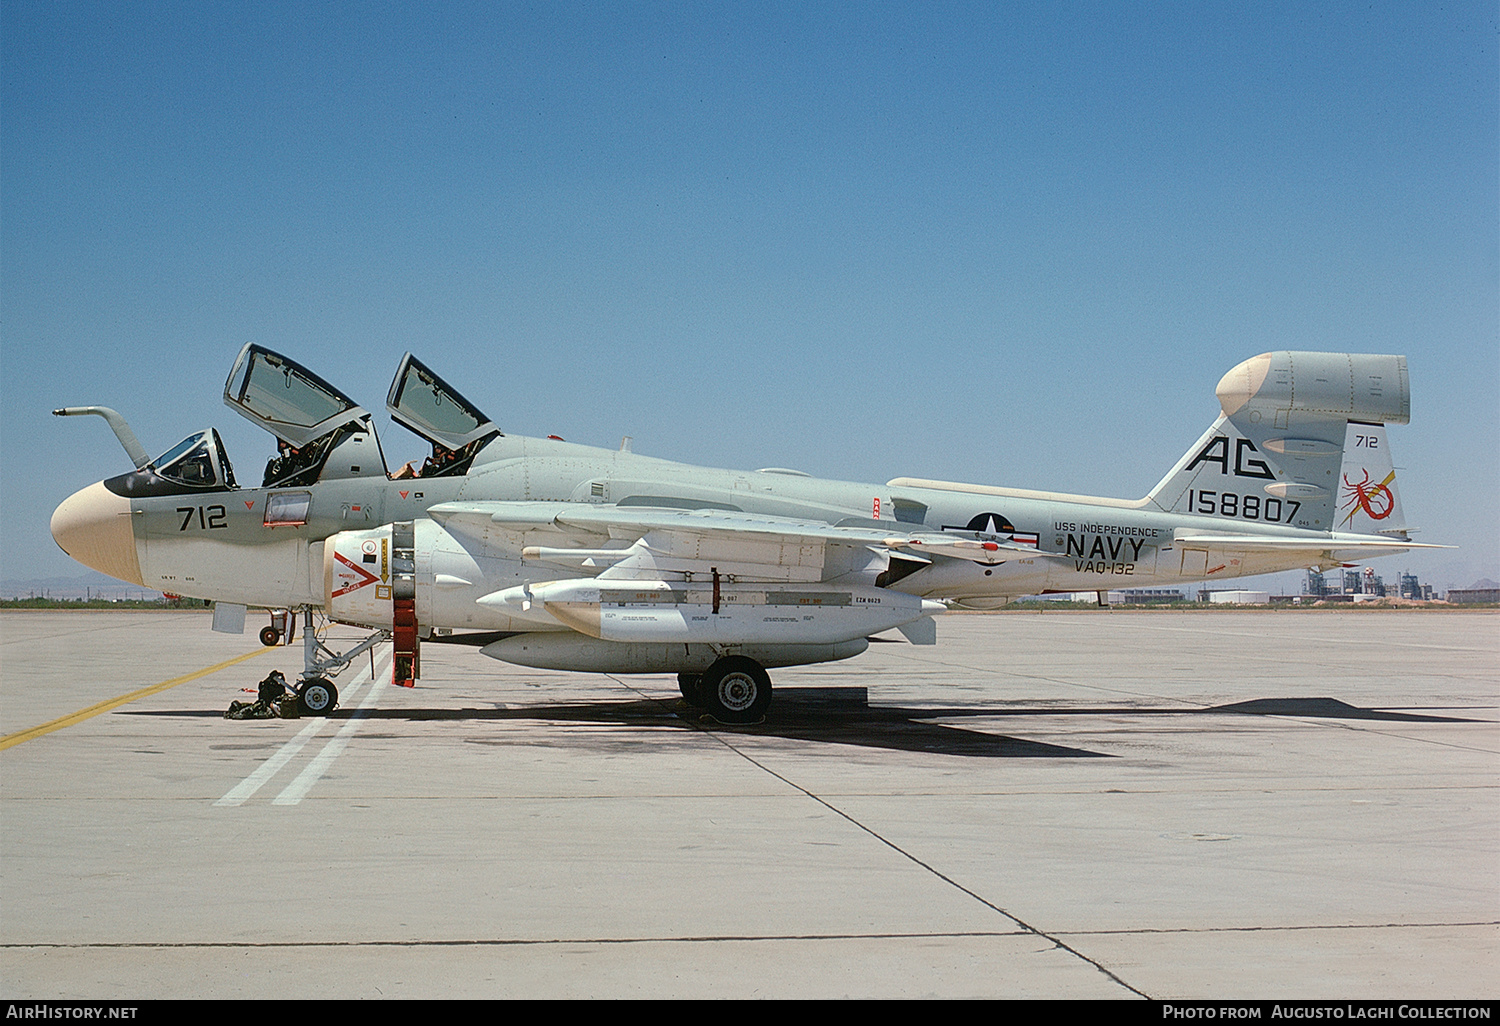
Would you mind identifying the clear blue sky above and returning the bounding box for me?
[3,1,1496,591]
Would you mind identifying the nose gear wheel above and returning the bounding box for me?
[297,677,338,716]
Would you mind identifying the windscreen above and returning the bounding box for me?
[153,430,232,489]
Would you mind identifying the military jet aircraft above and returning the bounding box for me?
[51,346,1440,722]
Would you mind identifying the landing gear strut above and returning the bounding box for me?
[275,607,386,716]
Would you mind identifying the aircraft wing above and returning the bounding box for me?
[427,500,1062,583]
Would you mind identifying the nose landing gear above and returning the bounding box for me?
[240,608,385,718]
[296,676,338,716]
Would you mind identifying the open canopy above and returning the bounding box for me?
[386,352,498,452]
[223,344,371,448]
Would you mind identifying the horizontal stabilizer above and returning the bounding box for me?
[1172,531,1450,552]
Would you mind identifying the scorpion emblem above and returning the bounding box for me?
[1339,469,1397,526]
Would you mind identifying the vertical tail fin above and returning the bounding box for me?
[1336,422,1406,534]
[1146,352,1409,535]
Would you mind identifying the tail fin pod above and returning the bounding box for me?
[1146,352,1409,534]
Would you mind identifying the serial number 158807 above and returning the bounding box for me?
[1190,491,1301,523]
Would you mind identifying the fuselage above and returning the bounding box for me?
[53,427,1379,619]
[49,346,1434,704]
[51,345,1433,658]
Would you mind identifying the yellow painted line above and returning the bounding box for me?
[0,648,268,750]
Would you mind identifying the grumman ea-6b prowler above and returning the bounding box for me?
[51,346,1440,722]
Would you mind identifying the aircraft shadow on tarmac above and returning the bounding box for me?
[128,688,1476,761]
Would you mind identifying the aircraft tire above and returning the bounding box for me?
[297,677,338,717]
[700,656,771,725]
[259,626,281,647]
[677,673,704,707]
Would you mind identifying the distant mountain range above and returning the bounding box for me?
[1,571,165,601]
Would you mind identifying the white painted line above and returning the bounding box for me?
[214,718,331,806]
[214,654,383,807]
[273,656,391,805]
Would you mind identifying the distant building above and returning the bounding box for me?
[1115,588,1184,604]
[1208,590,1270,604]
[1024,589,1183,604]
[1447,589,1500,603]
[1339,567,1387,597]
[1398,573,1432,601]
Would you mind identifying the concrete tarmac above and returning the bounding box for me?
[0,608,1495,999]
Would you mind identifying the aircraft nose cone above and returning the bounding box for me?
[50,482,144,587]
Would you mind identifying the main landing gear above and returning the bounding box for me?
[679,656,773,725]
